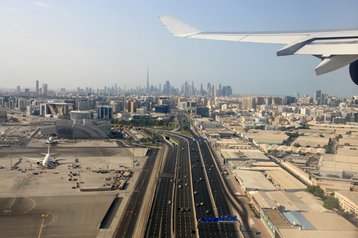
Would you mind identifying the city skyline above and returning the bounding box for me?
[4,79,356,100]
[0,1,358,97]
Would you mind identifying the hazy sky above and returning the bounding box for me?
[0,1,358,97]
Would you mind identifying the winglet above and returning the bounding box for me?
[160,16,200,37]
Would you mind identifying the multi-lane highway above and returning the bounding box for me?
[145,140,177,237]
[119,120,247,237]
[115,149,158,238]
[198,139,239,237]
[174,136,196,237]
[188,122,254,238]
[146,133,197,237]
[164,130,240,238]
[188,138,222,237]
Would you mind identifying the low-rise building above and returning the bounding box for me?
[70,110,94,120]
[335,191,358,218]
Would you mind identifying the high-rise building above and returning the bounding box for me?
[164,81,171,95]
[222,86,232,97]
[316,90,322,100]
[16,86,21,94]
[146,66,150,93]
[97,106,113,119]
[42,83,48,97]
[207,83,211,96]
[36,80,39,96]
[128,100,138,113]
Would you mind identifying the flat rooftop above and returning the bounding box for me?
[232,169,276,192]
[266,170,306,191]
[220,148,269,160]
[244,130,288,144]
[294,135,329,148]
[279,228,358,238]
[335,191,358,205]
[262,208,291,229]
[303,211,357,231]
[252,190,326,213]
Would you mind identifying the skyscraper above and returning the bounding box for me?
[316,90,321,99]
[146,66,150,93]
[36,80,39,96]
[42,83,48,97]
[164,81,171,95]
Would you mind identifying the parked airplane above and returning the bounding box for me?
[24,146,64,169]
[160,16,358,85]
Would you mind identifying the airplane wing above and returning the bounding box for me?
[160,16,358,84]
[22,157,42,163]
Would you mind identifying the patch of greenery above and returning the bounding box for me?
[113,119,175,131]
[170,137,179,145]
[307,185,340,210]
[179,129,192,137]
[307,185,325,199]
[323,196,339,209]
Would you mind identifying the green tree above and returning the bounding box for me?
[307,185,325,199]
[313,187,324,199]
[323,197,339,209]
[307,185,315,194]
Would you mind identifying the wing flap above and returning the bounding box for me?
[295,38,358,55]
